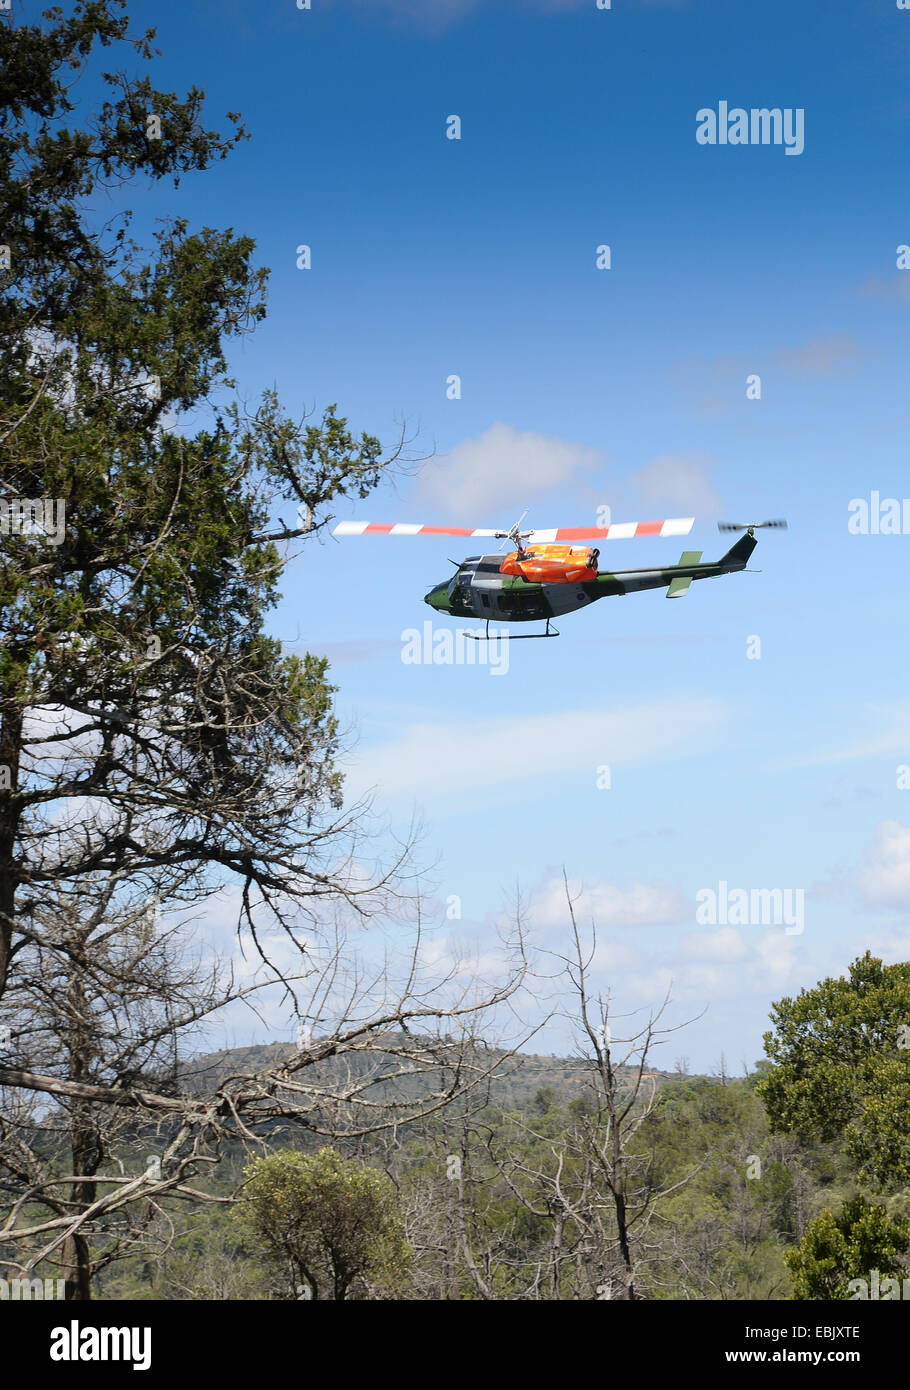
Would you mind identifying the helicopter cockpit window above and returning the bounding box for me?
[448,569,474,608]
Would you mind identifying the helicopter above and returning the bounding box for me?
[333,514,787,639]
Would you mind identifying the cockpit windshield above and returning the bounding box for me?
[448,566,475,613]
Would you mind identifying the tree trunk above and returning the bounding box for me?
[62,940,99,1300]
[0,702,23,1001]
[60,1231,93,1301]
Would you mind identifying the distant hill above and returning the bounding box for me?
[179,1035,675,1113]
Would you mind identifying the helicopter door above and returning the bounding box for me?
[496,588,548,621]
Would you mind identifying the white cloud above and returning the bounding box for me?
[622,966,676,1006]
[754,930,800,989]
[682,926,748,962]
[638,932,797,1004]
[680,963,740,997]
[859,275,910,304]
[773,334,863,377]
[627,452,723,517]
[416,930,517,988]
[861,924,910,960]
[589,941,646,971]
[415,421,602,520]
[570,927,799,1010]
[533,875,685,930]
[669,333,864,416]
[327,0,680,23]
[859,819,910,909]
[344,695,726,802]
[324,0,481,20]
[788,701,910,768]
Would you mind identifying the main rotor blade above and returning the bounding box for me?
[333,518,695,541]
[531,518,694,541]
[334,522,503,537]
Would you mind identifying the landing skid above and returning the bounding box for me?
[465,618,560,641]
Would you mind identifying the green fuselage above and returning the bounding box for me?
[424,534,757,624]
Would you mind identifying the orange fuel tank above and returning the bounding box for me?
[500,544,599,584]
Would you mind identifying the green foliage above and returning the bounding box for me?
[89,1055,869,1301]
[532,1085,558,1114]
[235,1147,412,1300]
[1,0,248,342]
[0,0,399,998]
[758,952,910,1189]
[785,1196,910,1300]
[99,1210,273,1301]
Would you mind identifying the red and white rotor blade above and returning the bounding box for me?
[334,518,695,540]
[334,522,503,538]
[533,518,695,542]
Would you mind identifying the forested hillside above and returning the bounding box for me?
[87,1050,899,1301]
[7,948,904,1302]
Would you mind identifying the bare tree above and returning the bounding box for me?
[536,874,702,1299]
[0,876,529,1297]
[386,878,703,1301]
[0,867,260,1296]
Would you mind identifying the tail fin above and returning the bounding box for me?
[666,551,702,598]
[720,532,757,570]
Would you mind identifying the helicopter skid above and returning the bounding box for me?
[465,618,560,641]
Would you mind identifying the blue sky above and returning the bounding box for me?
[110,0,910,1069]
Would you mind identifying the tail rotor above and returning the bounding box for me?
[717,519,788,534]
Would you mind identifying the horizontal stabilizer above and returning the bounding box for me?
[666,551,702,598]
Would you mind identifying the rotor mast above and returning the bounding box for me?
[494,509,533,559]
